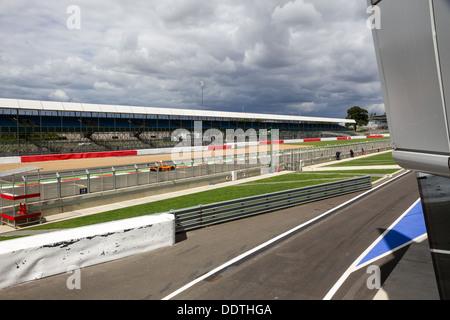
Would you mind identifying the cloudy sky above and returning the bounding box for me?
[0,0,384,119]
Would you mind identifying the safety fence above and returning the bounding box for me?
[279,139,391,171]
[0,139,391,203]
[172,176,372,233]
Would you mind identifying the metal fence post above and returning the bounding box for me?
[22,175,27,196]
[86,169,90,193]
[134,164,139,186]
[112,167,116,190]
[55,172,61,198]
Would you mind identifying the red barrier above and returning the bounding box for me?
[1,193,41,201]
[303,138,321,143]
[21,150,138,163]
[259,140,284,145]
[365,135,384,139]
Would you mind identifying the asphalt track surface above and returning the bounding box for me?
[0,171,419,300]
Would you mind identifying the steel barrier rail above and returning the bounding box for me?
[172,176,372,233]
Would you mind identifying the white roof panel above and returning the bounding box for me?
[212,111,226,118]
[144,107,162,115]
[62,102,83,112]
[0,166,42,178]
[115,105,133,114]
[130,106,147,114]
[190,110,205,117]
[163,108,177,115]
[176,109,188,116]
[202,111,216,118]
[249,113,264,120]
[0,98,20,109]
[18,99,43,110]
[99,104,118,113]
[80,103,101,112]
[42,101,66,111]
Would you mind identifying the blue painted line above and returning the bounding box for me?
[357,199,427,267]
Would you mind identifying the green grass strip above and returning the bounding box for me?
[325,152,396,167]
[287,137,390,147]
[241,173,361,184]
[27,178,349,230]
[302,169,399,175]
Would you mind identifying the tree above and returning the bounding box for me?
[346,106,369,131]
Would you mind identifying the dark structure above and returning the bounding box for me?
[369,0,450,299]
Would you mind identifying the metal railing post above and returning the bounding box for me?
[21,175,27,196]
[56,172,61,198]
[112,167,116,190]
[86,169,90,193]
[135,164,139,186]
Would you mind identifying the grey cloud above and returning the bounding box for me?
[0,0,384,118]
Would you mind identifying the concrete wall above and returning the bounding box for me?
[0,213,174,289]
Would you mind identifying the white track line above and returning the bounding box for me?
[162,169,410,300]
[323,184,418,300]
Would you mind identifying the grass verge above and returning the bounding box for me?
[24,177,349,231]
[286,137,390,147]
[325,151,396,167]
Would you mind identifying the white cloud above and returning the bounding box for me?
[272,0,321,26]
[48,89,70,101]
[367,103,386,115]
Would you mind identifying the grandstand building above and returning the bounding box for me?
[0,98,355,157]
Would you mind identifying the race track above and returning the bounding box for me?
[0,171,420,300]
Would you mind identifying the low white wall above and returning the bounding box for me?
[0,156,21,164]
[0,213,175,289]
[137,146,205,156]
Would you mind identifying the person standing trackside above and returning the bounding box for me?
[350,149,354,158]
[361,148,365,155]
[336,151,341,160]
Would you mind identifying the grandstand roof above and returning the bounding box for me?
[0,98,355,124]
[0,166,42,178]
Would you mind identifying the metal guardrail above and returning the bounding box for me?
[171,176,372,233]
